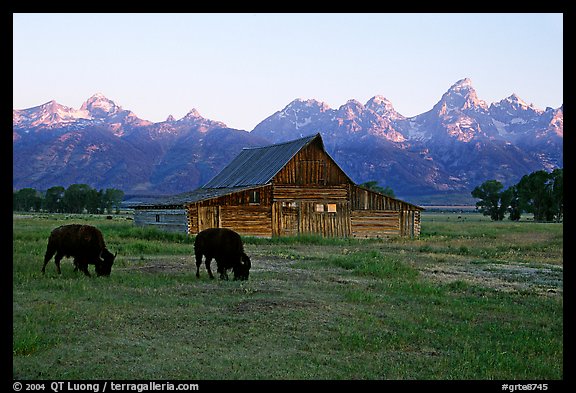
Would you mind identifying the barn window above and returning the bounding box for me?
[249,191,260,204]
[155,214,160,222]
[327,204,337,213]
[315,204,325,212]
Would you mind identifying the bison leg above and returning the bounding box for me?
[71,256,90,277]
[53,252,64,275]
[216,263,229,280]
[195,252,203,278]
[80,265,91,277]
[204,256,215,279]
[41,246,56,274]
[78,257,92,277]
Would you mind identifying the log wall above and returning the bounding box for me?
[133,209,188,233]
[186,186,274,237]
[350,210,400,238]
[348,185,422,238]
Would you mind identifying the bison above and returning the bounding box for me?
[41,224,116,277]
[194,228,251,281]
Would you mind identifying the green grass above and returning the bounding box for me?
[12,212,563,380]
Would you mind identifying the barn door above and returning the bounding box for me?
[281,202,299,236]
[198,206,219,231]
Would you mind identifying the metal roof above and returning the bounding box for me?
[201,134,321,189]
[129,186,263,208]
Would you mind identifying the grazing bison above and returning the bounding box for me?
[41,224,116,277]
[194,228,251,281]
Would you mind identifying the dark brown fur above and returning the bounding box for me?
[194,228,251,280]
[41,224,116,277]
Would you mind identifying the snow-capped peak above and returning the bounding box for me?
[437,77,488,113]
[283,98,331,113]
[452,77,473,88]
[81,93,121,118]
[504,94,534,110]
[367,95,392,106]
[177,108,227,130]
[13,99,91,128]
[365,95,404,120]
[490,94,543,117]
[183,108,202,119]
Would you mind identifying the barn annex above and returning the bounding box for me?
[133,133,423,238]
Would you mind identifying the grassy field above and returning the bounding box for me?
[12,212,563,380]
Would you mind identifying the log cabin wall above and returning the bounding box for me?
[271,185,351,237]
[350,185,421,239]
[186,186,273,237]
[133,208,188,233]
[402,209,421,238]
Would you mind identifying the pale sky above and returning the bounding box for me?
[13,13,563,131]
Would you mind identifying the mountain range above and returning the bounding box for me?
[13,78,563,204]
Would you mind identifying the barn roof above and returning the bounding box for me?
[128,185,262,208]
[201,133,322,189]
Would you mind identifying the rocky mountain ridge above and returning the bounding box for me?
[13,78,562,203]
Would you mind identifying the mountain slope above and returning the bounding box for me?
[13,79,562,202]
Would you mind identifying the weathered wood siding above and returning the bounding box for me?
[133,209,188,233]
[350,210,400,238]
[272,139,351,186]
[299,201,350,237]
[186,186,273,237]
[273,184,348,200]
[220,205,272,237]
[351,186,411,211]
[350,185,422,238]
[401,210,421,238]
[271,184,351,237]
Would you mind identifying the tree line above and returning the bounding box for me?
[472,168,563,222]
[13,184,125,214]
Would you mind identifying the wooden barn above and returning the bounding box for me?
[133,133,423,238]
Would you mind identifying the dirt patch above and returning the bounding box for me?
[420,262,563,296]
[120,255,308,278]
[120,256,192,274]
[119,251,563,298]
[232,298,317,313]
